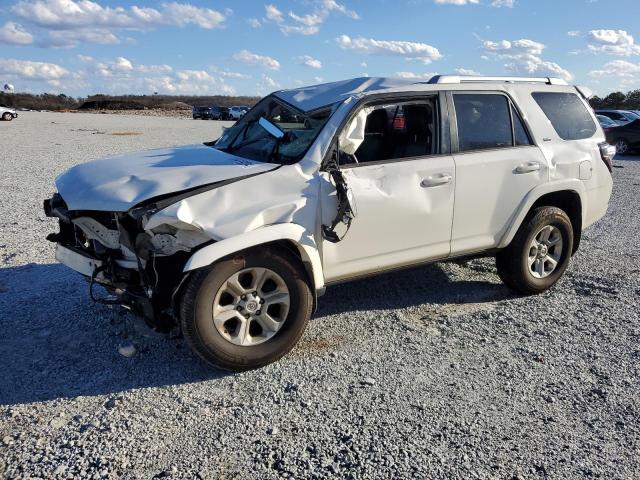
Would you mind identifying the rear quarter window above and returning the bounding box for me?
[532,92,597,141]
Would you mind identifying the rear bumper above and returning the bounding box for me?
[584,183,613,229]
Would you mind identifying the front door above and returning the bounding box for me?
[320,98,455,283]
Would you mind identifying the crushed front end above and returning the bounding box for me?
[44,193,211,330]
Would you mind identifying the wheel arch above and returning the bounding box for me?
[499,181,586,253]
[182,223,324,306]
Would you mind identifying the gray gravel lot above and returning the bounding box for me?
[1,112,639,479]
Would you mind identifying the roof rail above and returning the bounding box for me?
[428,75,569,86]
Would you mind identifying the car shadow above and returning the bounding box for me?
[0,263,231,406]
[316,260,515,318]
[0,259,513,406]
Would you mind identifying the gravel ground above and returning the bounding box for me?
[1,112,639,479]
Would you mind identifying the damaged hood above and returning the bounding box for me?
[56,144,277,212]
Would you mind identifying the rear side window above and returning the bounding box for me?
[532,92,597,140]
[454,94,530,152]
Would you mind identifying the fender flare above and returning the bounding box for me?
[182,223,325,293]
[497,179,587,249]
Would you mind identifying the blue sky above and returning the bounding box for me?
[1,0,639,97]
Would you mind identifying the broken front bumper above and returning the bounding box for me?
[55,244,106,281]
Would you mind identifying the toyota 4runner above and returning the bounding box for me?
[44,76,614,370]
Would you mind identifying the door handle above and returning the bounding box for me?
[420,173,452,188]
[515,162,541,174]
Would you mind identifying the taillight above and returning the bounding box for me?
[598,142,615,172]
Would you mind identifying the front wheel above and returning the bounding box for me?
[496,207,573,295]
[180,248,313,370]
[2,113,13,121]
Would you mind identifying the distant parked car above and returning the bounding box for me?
[192,105,223,120]
[595,109,640,126]
[604,119,640,155]
[0,104,18,121]
[597,115,618,129]
[219,107,231,120]
[229,106,247,120]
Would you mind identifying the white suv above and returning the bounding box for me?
[44,76,614,370]
[229,106,247,120]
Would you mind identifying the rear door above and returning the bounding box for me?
[321,95,456,282]
[448,92,547,255]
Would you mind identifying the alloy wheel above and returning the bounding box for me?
[616,139,629,155]
[212,267,290,346]
[528,225,564,279]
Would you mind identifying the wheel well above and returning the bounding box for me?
[246,240,318,312]
[530,190,582,253]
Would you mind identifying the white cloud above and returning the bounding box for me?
[267,0,358,36]
[434,0,479,4]
[161,3,226,29]
[257,74,280,94]
[47,28,120,47]
[0,22,33,45]
[395,71,437,80]
[482,37,573,81]
[217,70,251,79]
[567,30,581,37]
[265,4,284,23]
[455,68,481,75]
[587,30,640,56]
[232,50,280,70]
[590,60,640,78]
[483,39,545,56]
[248,18,261,28]
[10,0,226,47]
[491,0,514,7]
[297,55,322,69]
[337,35,442,64]
[12,0,227,30]
[94,56,173,77]
[0,58,69,81]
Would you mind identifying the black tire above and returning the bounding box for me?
[496,206,573,295]
[180,247,313,371]
[2,113,12,121]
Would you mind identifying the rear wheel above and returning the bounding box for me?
[180,247,313,370]
[2,112,12,121]
[496,207,573,295]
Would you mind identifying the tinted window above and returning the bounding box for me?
[454,94,512,151]
[512,106,532,146]
[532,92,597,140]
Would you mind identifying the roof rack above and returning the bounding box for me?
[428,75,568,86]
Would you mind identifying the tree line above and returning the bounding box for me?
[0,92,260,111]
[589,89,640,111]
[3,89,640,112]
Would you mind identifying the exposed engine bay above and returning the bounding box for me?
[44,192,212,330]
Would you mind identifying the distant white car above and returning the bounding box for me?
[229,106,247,120]
[45,75,614,370]
[0,104,17,121]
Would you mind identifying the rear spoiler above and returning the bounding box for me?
[575,85,594,100]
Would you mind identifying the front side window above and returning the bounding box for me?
[532,92,597,140]
[215,96,331,164]
[339,98,437,165]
